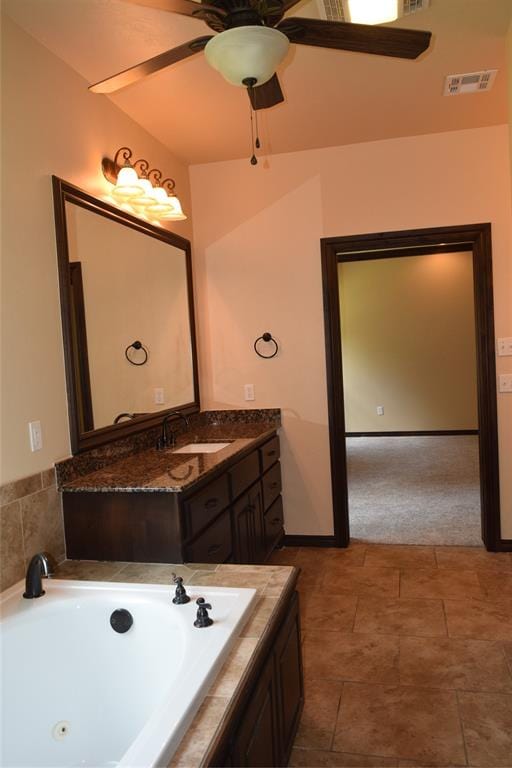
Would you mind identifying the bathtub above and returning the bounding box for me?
[1,578,257,768]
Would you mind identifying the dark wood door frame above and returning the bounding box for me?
[321,223,505,552]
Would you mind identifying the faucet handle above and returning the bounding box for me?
[172,573,190,604]
[194,597,213,628]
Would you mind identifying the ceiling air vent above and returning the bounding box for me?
[323,0,430,23]
[403,0,430,15]
[444,70,498,96]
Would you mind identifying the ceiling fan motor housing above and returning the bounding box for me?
[204,26,290,86]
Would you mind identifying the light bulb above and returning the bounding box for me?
[347,0,398,24]
[112,165,143,200]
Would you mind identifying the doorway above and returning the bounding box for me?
[321,224,502,551]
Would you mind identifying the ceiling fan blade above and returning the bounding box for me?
[277,18,431,60]
[89,36,213,94]
[248,74,284,110]
[122,0,226,19]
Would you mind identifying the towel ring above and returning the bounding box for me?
[125,340,148,366]
[254,332,279,359]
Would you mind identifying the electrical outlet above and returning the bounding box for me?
[376,405,384,416]
[29,420,42,452]
[497,338,512,357]
[154,388,165,405]
[244,384,255,401]
[499,374,512,393]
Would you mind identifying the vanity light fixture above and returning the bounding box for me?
[102,147,187,223]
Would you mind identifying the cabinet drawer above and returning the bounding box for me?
[182,474,230,540]
[260,436,280,473]
[264,496,284,556]
[262,462,282,511]
[184,509,232,563]
[229,450,260,501]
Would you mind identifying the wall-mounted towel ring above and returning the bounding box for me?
[254,332,279,359]
[125,340,148,366]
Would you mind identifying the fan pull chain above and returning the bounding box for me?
[250,103,258,166]
[243,77,260,166]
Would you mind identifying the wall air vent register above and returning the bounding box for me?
[444,70,498,96]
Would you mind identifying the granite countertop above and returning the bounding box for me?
[54,558,298,768]
[60,422,277,494]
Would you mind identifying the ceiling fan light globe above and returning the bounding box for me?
[346,0,398,25]
[204,27,289,87]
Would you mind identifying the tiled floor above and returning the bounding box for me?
[268,542,512,768]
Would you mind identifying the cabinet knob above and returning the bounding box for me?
[205,497,219,510]
[207,544,221,555]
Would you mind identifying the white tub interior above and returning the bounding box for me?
[1,578,257,768]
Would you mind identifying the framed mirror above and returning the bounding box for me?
[53,177,199,454]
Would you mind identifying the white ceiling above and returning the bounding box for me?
[4,0,511,164]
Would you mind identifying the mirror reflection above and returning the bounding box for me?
[65,201,195,432]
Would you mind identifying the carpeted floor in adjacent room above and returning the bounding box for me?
[346,435,481,546]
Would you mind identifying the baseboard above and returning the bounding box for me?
[282,534,338,547]
[346,430,479,437]
[495,539,512,552]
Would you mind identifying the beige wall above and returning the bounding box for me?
[339,252,478,432]
[190,125,512,538]
[0,16,193,483]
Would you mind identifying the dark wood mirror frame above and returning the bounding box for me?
[52,176,200,455]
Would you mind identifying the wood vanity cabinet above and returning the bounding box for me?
[209,589,304,768]
[63,433,284,565]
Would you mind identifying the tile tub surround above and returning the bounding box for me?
[0,467,65,592]
[55,409,281,486]
[268,542,512,768]
[58,421,279,494]
[52,559,297,767]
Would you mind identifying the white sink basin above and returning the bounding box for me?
[173,442,232,454]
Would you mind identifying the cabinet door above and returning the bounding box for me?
[231,654,280,768]
[232,493,254,564]
[263,496,284,560]
[274,592,304,765]
[184,509,232,563]
[248,482,265,564]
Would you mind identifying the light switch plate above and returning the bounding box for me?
[498,374,512,393]
[497,338,512,357]
[376,405,384,416]
[29,420,42,451]
[244,384,255,401]
[154,388,165,404]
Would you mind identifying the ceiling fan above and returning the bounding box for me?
[89,0,432,110]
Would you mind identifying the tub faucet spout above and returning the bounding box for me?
[23,553,54,599]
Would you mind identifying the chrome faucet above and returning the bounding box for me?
[23,553,54,599]
[156,411,190,451]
